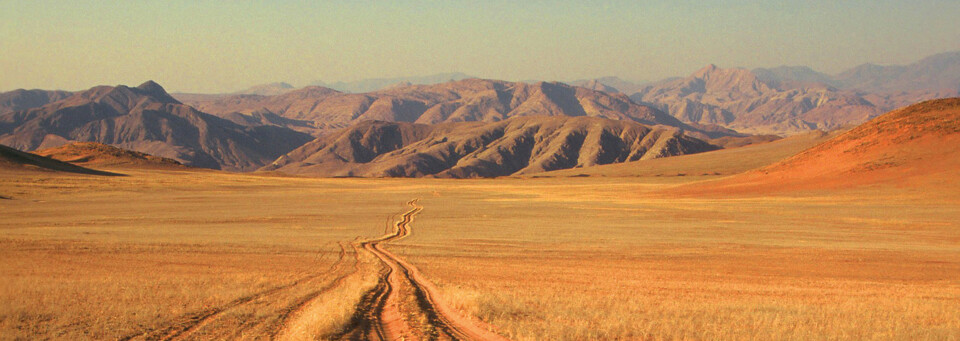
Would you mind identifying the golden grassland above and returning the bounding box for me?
[539,130,838,179]
[0,169,414,340]
[1,168,959,339]
[396,179,960,340]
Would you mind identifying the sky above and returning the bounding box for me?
[2,0,959,93]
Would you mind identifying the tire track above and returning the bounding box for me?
[268,243,362,340]
[337,199,509,341]
[119,244,355,341]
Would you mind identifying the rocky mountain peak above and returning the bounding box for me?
[134,80,179,104]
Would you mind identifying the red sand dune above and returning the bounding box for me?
[670,98,960,195]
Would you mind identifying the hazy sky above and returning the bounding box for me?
[2,0,958,93]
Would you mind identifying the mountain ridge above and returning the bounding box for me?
[631,64,881,135]
[0,89,73,114]
[311,72,474,93]
[261,115,718,178]
[0,81,313,171]
[234,82,295,96]
[177,78,725,139]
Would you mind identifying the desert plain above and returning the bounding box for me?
[4,2,960,339]
[2,119,958,340]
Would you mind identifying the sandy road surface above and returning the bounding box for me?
[336,199,509,341]
[119,199,506,341]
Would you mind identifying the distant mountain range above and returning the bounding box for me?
[233,82,295,96]
[581,50,960,95]
[836,51,960,92]
[631,64,881,135]
[570,77,648,94]
[745,51,960,94]
[576,50,960,135]
[1,79,725,175]
[0,89,72,114]
[192,50,960,137]
[0,81,312,171]
[311,72,473,93]
[2,50,958,177]
[674,97,960,194]
[175,78,728,139]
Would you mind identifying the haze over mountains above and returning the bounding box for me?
[234,82,295,96]
[176,79,712,138]
[2,50,958,177]
[631,64,881,135]
[0,81,312,171]
[673,97,960,194]
[578,50,960,96]
[570,77,648,95]
[832,51,960,93]
[311,72,473,93]
[0,89,72,114]
[1,79,719,175]
[580,50,960,135]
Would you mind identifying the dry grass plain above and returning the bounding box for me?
[1,165,958,340]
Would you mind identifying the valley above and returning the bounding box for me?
[2,98,958,339]
[1,39,959,341]
[4,2,959,339]
[1,159,957,340]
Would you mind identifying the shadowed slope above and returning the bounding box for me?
[542,130,836,178]
[261,116,717,178]
[34,142,186,170]
[671,98,960,195]
[0,144,118,176]
[0,89,73,114]
[0,81,313,171]
[178,79,721,138]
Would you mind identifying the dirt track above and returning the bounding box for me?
[118,244,358,341]
[337,199,509,341]
[119,199,506,341]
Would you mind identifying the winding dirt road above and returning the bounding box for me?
[120,199,506,341]
[337,199,509,341]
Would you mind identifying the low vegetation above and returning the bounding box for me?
[2,99,959,339]
[402,181,960,340]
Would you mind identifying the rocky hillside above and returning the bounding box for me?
[572,51,953,136]
[177,79,714,138]
[0,89,73,114]
[631,64,882,135]
[751,51,960,114]
[261,115,717,178]
[0,81,312,171]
